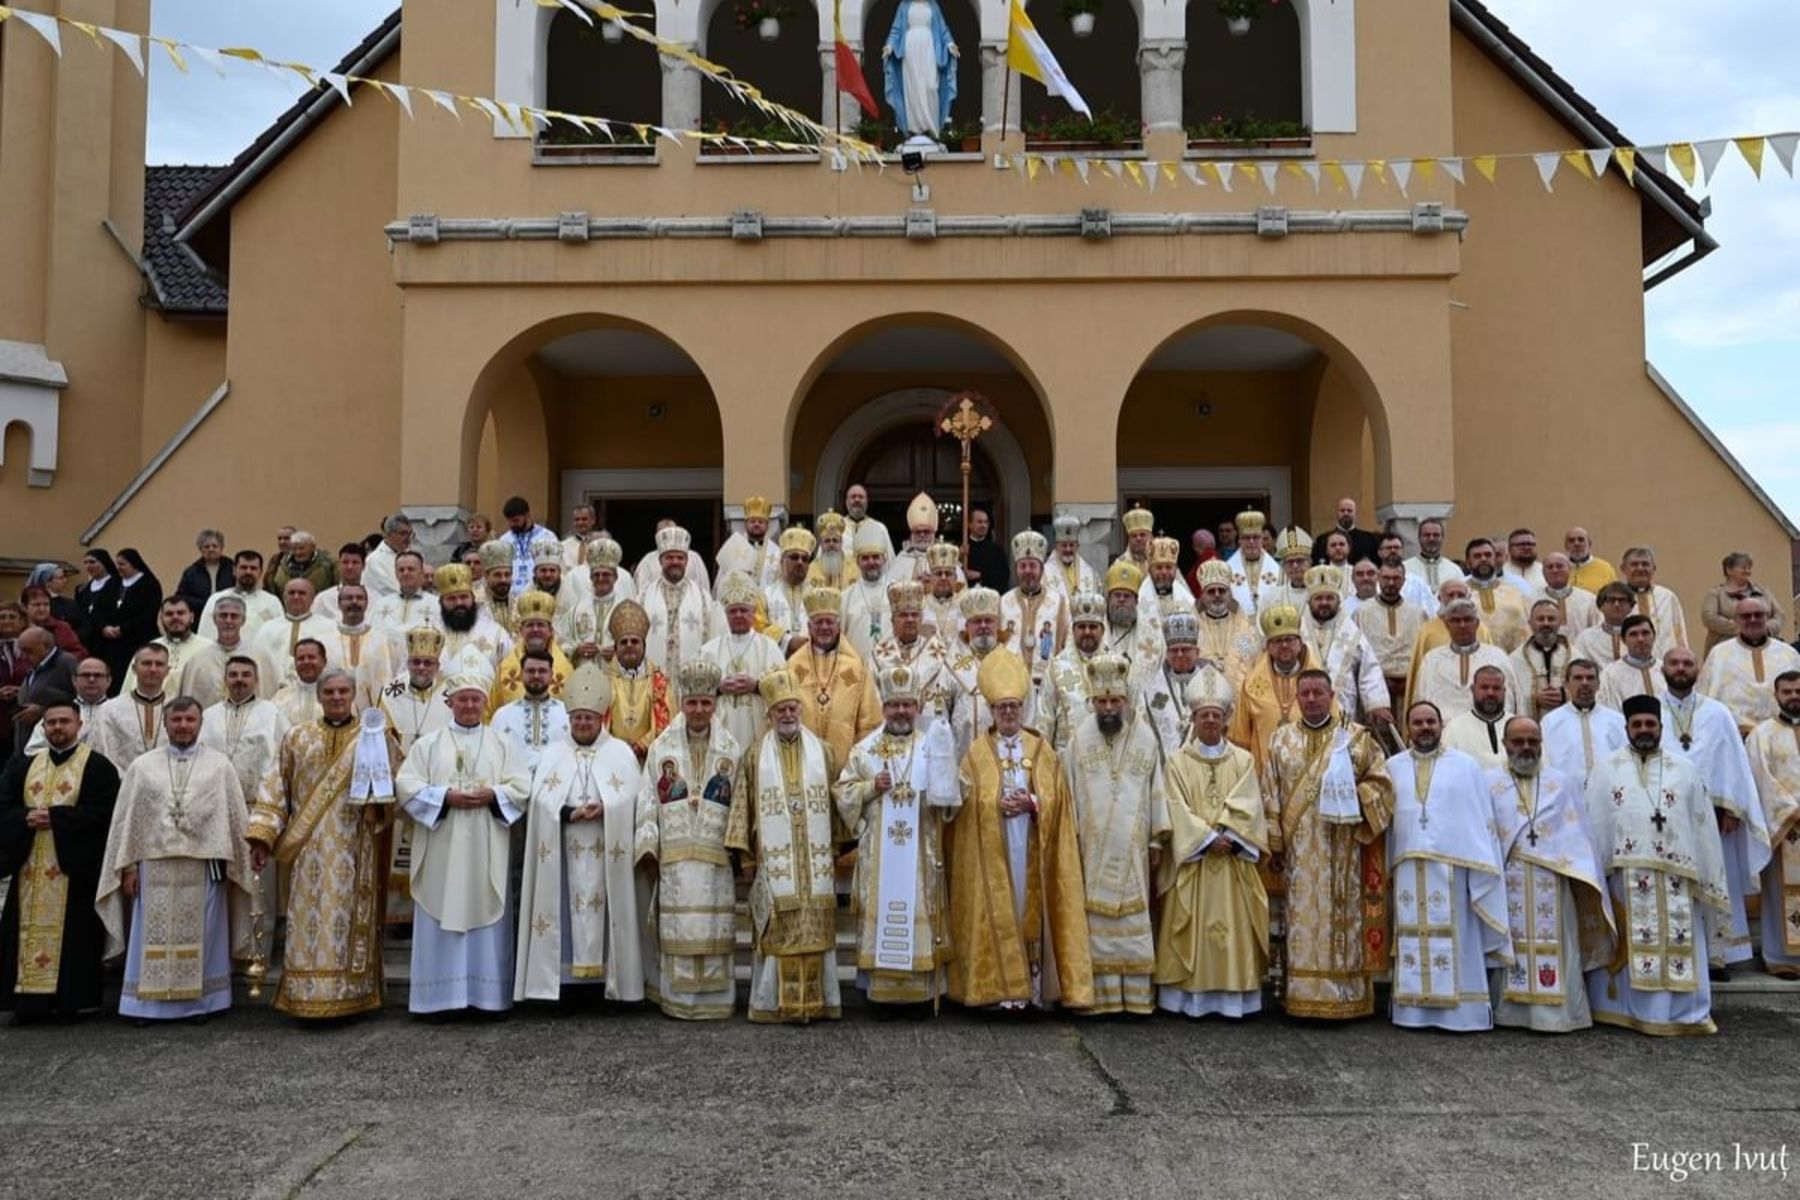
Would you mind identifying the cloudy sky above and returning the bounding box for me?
[142,1,1799,523]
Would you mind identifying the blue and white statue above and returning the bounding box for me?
[882,0,959,142]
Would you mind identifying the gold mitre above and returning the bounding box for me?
[406,626,445,659]
[877,663,922,704]
[717,571,761,608]
[1273,526,1314,561]
[743,495,772,520]
[803,586,842,618]
[1011,531,1047,564]
[1148,536,1180,567]
[1069,590,1107,626]
[655,525,692,555]
[906,492,939,532]
[478,539,513,571]
[1084,653,1132,701]
[530,539,563,568]
[608,599,650,640]
[1052,514,1081,544]
[585,536,623,571]
[434,563,474,599]
[887,579,925,613]
[778,527,817,557]
[1236,510,1268,535]
[1105,559,1144,595]
[1162,611,1199,646]
[1197,559,1234,589]
[976,648,1030,705]
[1189,664,1234,714]
[563,662,613,716]
[815,509,846,539]
[1259,603,1303,643]
[516,590,557,623]
[1305,564,1344,599]
[959,586,1001,620]
[925,540,961,572]
[758,666,803,708]
[1122,507,1155,536]
[852,522,889,558]
[678,659,723,700]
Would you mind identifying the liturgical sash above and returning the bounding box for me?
[18,747,89,994]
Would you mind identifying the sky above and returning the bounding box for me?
[141,1,1800,524]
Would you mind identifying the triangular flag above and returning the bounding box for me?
[1124,160,1144,187]
[1415,158,1436,185]
[189,45,228,76]
[1769,134,1798,177]
[151,37,187,72]
[1143,161,1156,192]
[1666,143,1696,185]
[1694,139,1728,184]
[1390,158,1413,196]
[1322,161,1348,192]
[1059,156,1076,178]
[1438,157,1465,185]
[1472,155,1498,183]
[1614,147,1637,183]
[1075,157,1091,183]
[1733,137,1765,179]
[1027,155,1042,181]
[386,82,415,119]
[1236,162,1258,186]
[1161,162,1178,184]
[322,72,355,106]
[1102,159,1124,181]
[1533,153,1560,191]
[13,9,62,54]
[67,19,106,50]
[424,89,461,118]
[555,0,594,24]
[1009,152,1026,175]
[220,46,265,63]
[1181,163,1205,187]
[1342,162,1365,198]
[1258,161,1279,193]
[1212,161,1233,192]
[1562,150,1592,180]
[99,24,145,74]
[1299,160,1322,192]
[1585,148,1611,179]
[1367,159,1387,184]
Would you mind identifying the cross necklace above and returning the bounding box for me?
[1513,773,1542,846]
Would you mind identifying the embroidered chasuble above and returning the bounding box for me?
[0,745,120,1017]
[944,732,1093,1009]
[872,635,957,740]
[643,579,718,677]
[635,722,745,1020]
[487,642,573,717]
[841,580,893,665]
[834,725,960,1007]
[515,733,647,1003]
[1227,650,1323,775]
[249,718,400,1018]
[1484,764,1615,1032]
[788,643,881,768]
[1197,611,1260,692]
[1228,556,1284,618]
[602,663,672,760]
[97,746,255,1019]
[1661,694,1769,969]
[558,592,619,660]
[1046,554,1099,600]
[1699,638,1800,733]
[1063,716,1171,1014]
[1383,749,1510,1032]
[730,728,842,1021]
[444,614,513,671]
[703,630,786,753]
[1263,718,1394,1019]
[1746,717,1800,971]
[1152,740,1269,1018]
[1583,747,1729,1035]
[1037,648,1100,758]
[378,678,452,922]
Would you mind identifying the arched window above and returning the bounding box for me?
[699,0,824,151]
[1182,0,1306,151]
[540,7,662,158]
[860,0,981,151]
[1022,0,1140,152]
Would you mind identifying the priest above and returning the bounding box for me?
[97,697,254,1022]
[1584,695,1729,1035]
[1037,591,1108,757]
[198,655,290,920]
[0,695,120,1024]
[252,579,336,691]
[1597,615,1667,710]
[1441,665,1515,769]
[884,492,940,585]
[764,527,817,652]
[1001,531,1069,713]
[1354,562,1428,706]
[1463,538,1529,653]
[1510,599,1574,721]
[92,643,171,773]
[1045,514,1100,600]
[702,572,786,753]
[715,496,781,593]
[1194,560,1259,691]
[1152,667,1269,1020]
[1410,601,1521,720]
[602,601,672,760]
[1573,583,1636,670]
[514,662,648,1007]
[1619,546,1689,658]
[1384,700,1509,1031]
[1227,605,1319,773]
[317,583,404,711]
[641,525,719,678]
[1530,552,1599,642]
[378,627,451,925]
[1541,659,1628,790]
[249,667,400,1019]
[1745,671,1800,978]
[1698,596,1800,734]
[842,524,894,664]
[787,587,881,768]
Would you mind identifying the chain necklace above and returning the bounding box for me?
[809,643,840,708]
[1513,772,1543,846]
[1667,693,1698,751]
[1410,748,1438,828]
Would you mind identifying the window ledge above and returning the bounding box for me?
[1182,141,1315,160]
[696,151,823,165]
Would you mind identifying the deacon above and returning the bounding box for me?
[715,496,781,593]
[1038,591,1108,757]
[787,587,881,768]
[703,572,786,752]
[489,593,572,714]
[249,668,399,1019]
[944,651,1092,1010]
[98,698,254,1022]
[842,525,894,664]
[1152,668,1269,1019]
[1597,614,1666,710]
[1487,716,1616,1032]
[1301,565,1391,733]
[1541,659,1626,789]
[602,601,672,760]
[1384,701,1509,1031]
[884,492,939,584]
[1194,560,1259,690]
[635,660,745,1020]
[1263,670,1394,1019]
[1745,671,1800,978]
[1045,514,1100,599]
[1062,654,1171,1014]
[514,662,647,1007]
[764,527,817,652]
[93,643,171,772]
[1411,601,1520,720]
[1510,599,1574,720]
[0,695,121,1023]
[396,655,534,1016]
[1698,597,1800,733]
[1441,665,1515,769]
[1584,695,1728,1036]
[642,525,719,677]
[1355,562,1428,705]
[833,663,961,1009]
[1001,531,1069,708]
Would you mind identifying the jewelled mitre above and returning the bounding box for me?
[1259,604,1302,643]
[1084,653,1131,700]
[877,664,922,704]
[434,564,474,598]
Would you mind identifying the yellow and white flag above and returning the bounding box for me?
[1006,0,1091,119]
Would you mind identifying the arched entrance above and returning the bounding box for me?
[831,389,1011,541]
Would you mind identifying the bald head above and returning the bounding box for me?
[18,626,54,665]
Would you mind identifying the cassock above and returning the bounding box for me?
[1384,748,1510,1031]
[514,732,648,1003]
[1530,586,1600,642]
[641,579,719,678]
[249,716,399,1019]
[1153,739,1269,1019]
[1698,637,1800,733]
[97,744,254,1019]
[377,674,452,924]
[1572,622,1627,670]
[945,729,1092,1009]
[1630,585,1690,658]
[1661,692,1768,969]
[0,744,120,1019]
[729,725,842,1022]
[198,587,282,641]
[788,642,881,768]
[1264,717,1394,1019]
[1442,709,1513,769]
[491,696,571,776]
[252,613,337,690]
[397,720,533,1013]
[702,630,786,753]
[1746,715,1800,975]
[833,723,959,1007]
[635,721,745,1020]
[1355,597,1427,703]
[1485,763,1615,1032]
[1509,637,1574,722]
[1062,714,1171,1014]
[91,692,169,775]
[1468,580,1529,652]
[1598,656,1667,712]
[603,663,671,760]
[840,578,893,665]
[1584,746,1728,1035]
[1411,644,1521,721]
[1542,702,1627,792]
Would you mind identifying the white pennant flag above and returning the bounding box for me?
[322,72,354,106]
[1343,162,1365,198]
[1075,157,1090,183]
[1011,152,1028,177]
[424,89,461,118]
[1438,156,1465,184]
[1214,162,1233,192]
[99,25,146,74]
[1299,160,1322,192]
[1180,163,1205,187]
[1142,161,1155,192]
[1258,161,1279,193]
[386,82,415,119]
[189,45,228,76]
[1695,138,1729,183]
[12,10,63,55]
[1103,159,1124,181]
[1390,158,1413,196]
[1770,133,1799,177]
[1586,148,1612,179]
[1533,152,1560,191]
[1044,153,1060,176]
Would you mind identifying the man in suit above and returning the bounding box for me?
[10,628,75,758]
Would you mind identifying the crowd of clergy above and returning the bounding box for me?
[3,487,1799,1040]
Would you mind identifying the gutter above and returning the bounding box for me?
[81,381,230,545]
[1449,0,1718,291]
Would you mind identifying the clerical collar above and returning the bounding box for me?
[1573,701,1596,713]
[1544,585,1571,599]
[1468,576,1498,590]
[1475,710,1504,725]
[323,714,355,729]
[1778,711,1800,727]
[1020,585,1041,597]
[1418,553,1441,562]
[1569,555,1591,566]
[452,721,483,732]
[1739,635,1769,649]
[1301,715,1333,731]
[1378,595,1403,607]
[227,694,257,709]
[1449,641,1477,656]
[1271,660,1299,677]
[48,744,79,763]
[1411,745,1441,760]
[1532,637,1561,653]
[133,690,165,706]
[1623,654,1655,668]
[167,632,191,644]
[1630,584,1652,594]
[340,622,369,635]
[287,613,309,624]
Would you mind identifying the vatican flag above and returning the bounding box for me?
[1006,0,1092,119]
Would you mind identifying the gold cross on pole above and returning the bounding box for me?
[937,392,995,563]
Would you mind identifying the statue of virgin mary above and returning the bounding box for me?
[882,0,958,140]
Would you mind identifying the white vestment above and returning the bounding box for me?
[1530,586,1599,642]
[1302,612,1390,723]
[491,696,571,777]
[633,552,711,599]
[1698,637,1800,732]
[840,578,893,666]
[1629,584,1689,658]
[317,623,406,711]
[273,680,321,728]
[1597,656,1667,712]
[121,633,216,699]
[1661,692,1769,967]
[1228,555,1285,618]
[1541,703,1627,792]
[1442,710,1513,770]
[641,578,720,677]
[362,543,399,598]
[1403,554,1465,596]
[1572,623,1627,670]
[1412,644,1521,721]
[198,697,291,803]
[198,587,282,642]
[702,629,786,752]
[369,592,440,638]
[92,693,169,774]
[1745,716,1800,972]
[1354,598,1428,685]
[251,614,338,690]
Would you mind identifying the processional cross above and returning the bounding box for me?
[938,392,996,563]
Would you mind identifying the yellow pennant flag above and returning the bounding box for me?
[1614,147,1637,182]
[1027,155,1043,181]
[1123,160,1144,186]
[1368,159,1387,182]
[1007,0,1091,119]
[1472,155,1498,182]
[1322,161,1347,191]
[1415,158,1436,185]
[1563,150,1593,179]
[1734,137,1765,179]
[1161,162,1178,184]
[1667,142,1696,185]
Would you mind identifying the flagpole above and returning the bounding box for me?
[1001,59,1012,145]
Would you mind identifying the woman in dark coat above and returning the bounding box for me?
[95,549,162,694]
[72,551,120,672]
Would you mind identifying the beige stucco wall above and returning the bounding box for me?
[139,318,226,457]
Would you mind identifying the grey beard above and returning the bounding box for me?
[971,634,997,654]
[1509,754,1540,777]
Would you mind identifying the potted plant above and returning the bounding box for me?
[703,114,819,156]
[536,120,657,159]
[1184,111,1310,153]
[1217,0,1276,36]
[854,117,902,152]
[1025,106,1140,152]
[1059,0,1101,38]
[734,0,795,40]
[942,114,983,152]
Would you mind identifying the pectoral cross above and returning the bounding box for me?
[1526,826,1539,847]
[1650,809,1667,834]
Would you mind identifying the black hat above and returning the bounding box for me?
[1622,694,1661,721]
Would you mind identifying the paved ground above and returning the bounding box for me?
[3,992,1796,1200]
